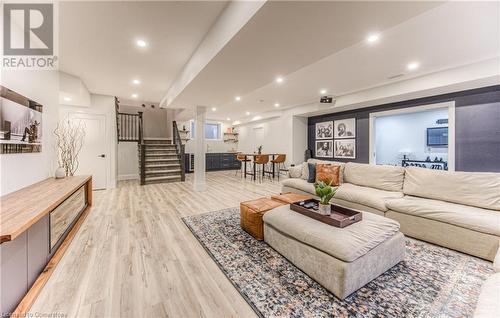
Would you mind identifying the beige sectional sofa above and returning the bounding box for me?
[474,242,500,318]
[281,159,500,261]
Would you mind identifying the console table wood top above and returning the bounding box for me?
[0,175,92,243]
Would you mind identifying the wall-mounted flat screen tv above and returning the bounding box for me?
[427,127,448,146]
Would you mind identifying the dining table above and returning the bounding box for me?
[240,153,281,181]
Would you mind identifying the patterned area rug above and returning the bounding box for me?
[182,208,493,318]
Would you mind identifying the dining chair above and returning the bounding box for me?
[235,153,251,178]
[254,154,271,183]
[270,154,287,180]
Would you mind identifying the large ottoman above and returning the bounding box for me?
[240,198,285,240]
[271,192,312,204]
[263,205,405,299]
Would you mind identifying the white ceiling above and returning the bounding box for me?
[58,1,228,103]
[165,1,499,121]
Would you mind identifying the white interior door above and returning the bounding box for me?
[69,113,107,190]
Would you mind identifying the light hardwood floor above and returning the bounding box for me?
[29,171,282,318]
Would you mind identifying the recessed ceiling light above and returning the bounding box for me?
[211,107,217,111]
[136,39,147,48]
[274,103,280,107]
[252,115,262,121]
[245,111,250,116]
[407,62,420,71]
[63,97,71,102]
[275,77,284,83]
[320,89,327,95]
[226,117,231,121]
[235,96,241,101]
[131,93,138,98]
[366,33,380,43]
[132,79,141,85]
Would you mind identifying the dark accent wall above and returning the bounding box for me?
[307,85,500,172]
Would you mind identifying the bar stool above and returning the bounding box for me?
[271,154,287,180]
[254,154,271,183]
[236,153,251,178]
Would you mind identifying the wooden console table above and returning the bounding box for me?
[0,176,92,315]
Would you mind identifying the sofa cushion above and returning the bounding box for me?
[344,162,405,192]
[308,159,345,183]
[316,164,340,186]
[281,178,316,195]
[335,183,404,212]
[263,205,401,262]
[403,167,500,211]
[307,163,316,183]
[301,162,309,180]
[288,164,302,178]
[386,196,500,236]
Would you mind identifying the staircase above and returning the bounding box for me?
[115,97,185,185]
[140,138,183,184]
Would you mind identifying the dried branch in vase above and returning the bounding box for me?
[54,117,86,176]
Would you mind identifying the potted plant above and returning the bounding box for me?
[54,117,85,177]
[315,181,336,215]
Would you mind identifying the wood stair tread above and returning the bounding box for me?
[145,169,181,174]
[145,164,180,168]
[145,175,181,181]
[145,158,179,161]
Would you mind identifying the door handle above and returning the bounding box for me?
[98,154,106,158]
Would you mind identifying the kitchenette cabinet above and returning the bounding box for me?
[185,153,240,172]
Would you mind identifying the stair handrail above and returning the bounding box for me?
[138,111,146,185]
[115,97,120,142]
[173,121,186,181]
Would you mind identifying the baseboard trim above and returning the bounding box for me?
[118,174,139,181]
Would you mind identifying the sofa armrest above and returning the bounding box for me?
[474,273,500,318]
[494,241,500,273]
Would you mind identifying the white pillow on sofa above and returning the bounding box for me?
[301,162,309,180]
[288,164,303,179]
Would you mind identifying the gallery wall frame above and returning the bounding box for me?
[0,85,43,154]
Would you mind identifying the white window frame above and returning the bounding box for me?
[368,101,455,171]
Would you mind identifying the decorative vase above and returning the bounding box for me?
[318,203,331,215]
[55,167,66,179]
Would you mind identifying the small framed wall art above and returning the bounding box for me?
[315,121,333,140]
[316,140,333,158]
[334,118,355,139]
[334,139,356,159]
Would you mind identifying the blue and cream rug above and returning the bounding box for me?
[182,208,493,318]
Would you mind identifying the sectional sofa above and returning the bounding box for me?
[281,159,500,261]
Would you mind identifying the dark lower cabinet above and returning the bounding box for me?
[0,216,49,315]
[186,153,240,172]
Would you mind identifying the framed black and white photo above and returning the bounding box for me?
[315,140,333,158]
[315,121,333,140]
[0,86,43,154]
[334,139,356,159]
[334,118,356,139]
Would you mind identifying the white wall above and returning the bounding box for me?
[375,107,449,166]
[118,142,138,180]
[59,94,117,188]
[236,110,308,166]
[0,70,59,195]
[181,120,237,153]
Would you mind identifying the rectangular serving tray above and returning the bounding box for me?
[290,198,362,228]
